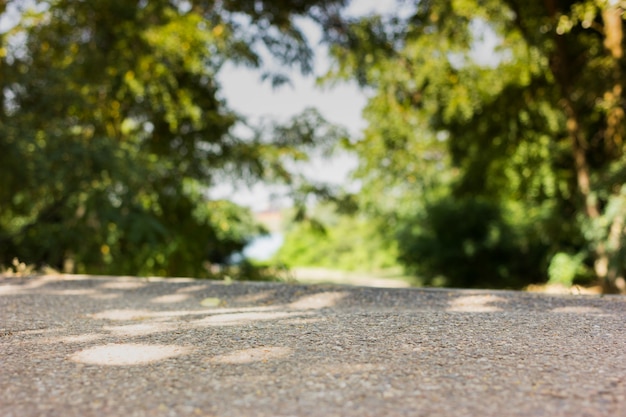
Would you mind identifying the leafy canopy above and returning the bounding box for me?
[0,0,347,277]
[323,0,626,290]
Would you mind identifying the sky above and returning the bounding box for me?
[212,0,392,210]
[219,0,390,134]
[213,61,364,209]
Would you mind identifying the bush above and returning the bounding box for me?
[396,197,548,289]
[274,208,399,273]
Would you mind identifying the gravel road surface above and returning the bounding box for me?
[1,274,625,417]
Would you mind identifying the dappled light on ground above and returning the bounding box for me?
[191,311,303,327]
[525,283,602,295]
[150,283,215,304]
[210,347,292,365]
[41,334,105,345]
[551,306,605,314]
[70,343,193,366]
[292,268,411,288]
[47,288,100,296]
[0,275,75,294]
[280,317,324,325]
[99,281,147,290]
[446,295,507,312]
[3,274,625,375]
[33,279,353,368]
[90,309,156,321]
[288,291,348,310]
[104,322,179,337]
[3,274,626,417]
[151,293,191,304]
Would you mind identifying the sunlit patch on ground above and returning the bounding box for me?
[525,283,603,295]
[291,267,411,288]
[89,309,154,321]
[0,275,96,295]
[551,306,604,314]
[70,343,193,366]
[144,277,197,283]
[191,311,302,327]
[176,284,210,293]
[104,322,178,337]
[48,289,99,296]
[151,293,190,304]
[42,334,105,344]
[447,295,506,312]
[288,291,348,310]
[209,346,292,365]
[0,284,29,295]
[88,292,121,300]
[279,317,324,325]
[99,281,147,290]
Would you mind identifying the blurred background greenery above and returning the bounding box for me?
[1,0,625,293]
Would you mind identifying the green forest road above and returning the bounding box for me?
[1,274,625,417]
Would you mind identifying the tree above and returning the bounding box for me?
[506,0,626,293]
[323,0,626,292]
[0,0,347,276]
[274,203,400,273]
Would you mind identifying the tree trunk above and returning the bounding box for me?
[562,100,617,292]
[543,1,626,293]
[599,4,626,294]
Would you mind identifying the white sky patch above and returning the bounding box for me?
[214,3,376,210]
[218,63,366,137]
[345,0,398,16]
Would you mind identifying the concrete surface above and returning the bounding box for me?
[1,274,625,417]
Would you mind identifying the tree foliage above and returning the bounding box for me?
[4,0,625,292]
[397,197,549,289]
[0,0,346,276]
[324,0,626,291]
[274,204,399,272]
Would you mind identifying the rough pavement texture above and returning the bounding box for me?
[1,274,625,417]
